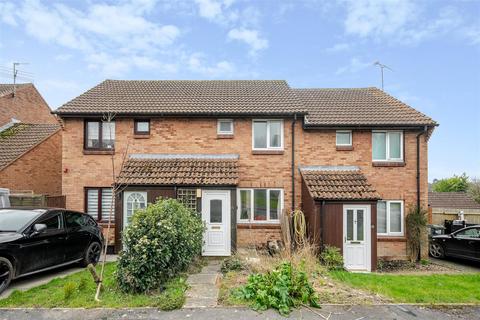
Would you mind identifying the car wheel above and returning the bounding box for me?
[0,257,13,294]
[429,243,445,258]
[81,242,102,267]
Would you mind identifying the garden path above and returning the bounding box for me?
[184,259,221,308]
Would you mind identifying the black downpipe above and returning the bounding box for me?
[291,114,297,211]
[416,126,428,209]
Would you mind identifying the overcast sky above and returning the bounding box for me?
[0,0,479,181]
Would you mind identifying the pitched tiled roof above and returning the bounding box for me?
[300,166,380,201]
[0,123,61,170]
[0,83,31,97]
[294,87,436,127]
[54,80,306,116]
[428,192,480,210]
[117,154,239,186]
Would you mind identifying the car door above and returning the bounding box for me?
[64,211,92,262]
[17,211,66,274]
[450,227,479,259]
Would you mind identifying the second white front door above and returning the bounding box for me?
[202,190,231,256]
[343,205,371,271]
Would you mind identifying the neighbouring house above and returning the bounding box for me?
[0,83,58,126]
[429,191,480,225]
[0,83,62,198]
[53,80,437,271]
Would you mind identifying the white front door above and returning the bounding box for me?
[202,190,231,256]
[343,205,371,271]
[123,191,147,229]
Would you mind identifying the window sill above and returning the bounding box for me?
[237,223,281,229]
[372,161,405,167]
[377,236,406,242]
[252,150,284,155]
[97,221,116,226]
[134,134,150,139]
[336,145,353,151]
[217,134,234,139]
[83,149,115,155]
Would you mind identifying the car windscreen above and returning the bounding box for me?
[0,209,45,232]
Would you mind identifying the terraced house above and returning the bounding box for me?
[53,80,436,271]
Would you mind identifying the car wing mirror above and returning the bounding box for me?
[31,223,47,236]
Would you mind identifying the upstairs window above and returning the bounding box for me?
[85,188,115,221]
[372,131,403,161]
[85,120,115,150]
[134,119,150,135]
[217,119,234,135]
[238,188,282,223]
[252,120,283,150]
[336,130,352,146]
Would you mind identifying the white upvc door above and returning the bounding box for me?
[123,191,147,229]
[202,190,231,256]
[343,205,371,271]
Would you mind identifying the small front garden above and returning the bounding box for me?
[0,198,205,309]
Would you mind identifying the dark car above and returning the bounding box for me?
[429,225,480,262]
[0,208,104,293]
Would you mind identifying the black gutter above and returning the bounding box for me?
[303,123,438,130]
[51,111,308,117]
[416,126,428,209]
[291,113,297,211]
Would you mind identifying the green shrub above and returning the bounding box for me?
[63,282,76,300]
[221,257,246,274]
[406,206,428,262]
[234,261,319,315]
[116,198,204,293]
[320,245,344,270]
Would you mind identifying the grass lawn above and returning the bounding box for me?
[0,263,188,309]
[330,271,480,304]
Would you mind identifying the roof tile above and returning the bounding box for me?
[0,123,61,170]
[294,87,436,126]
[428,192,480,210]
[300,168,380,200]
[117,156,239,186]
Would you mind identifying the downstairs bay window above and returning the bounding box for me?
[377,200,404,236]
[238,188,282,223]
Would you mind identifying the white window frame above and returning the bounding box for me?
[217,119,234,135]
[377,200,404,236]
[252,119,284,151]
[372,130,404,162]
[237,188,283,223]
[336,130,352,146]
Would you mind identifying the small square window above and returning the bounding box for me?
[217,119,233,135]
[134,120,150,135]
[336,130,352,146]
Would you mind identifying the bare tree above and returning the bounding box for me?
[94,113,130,301]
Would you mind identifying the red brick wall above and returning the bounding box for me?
[61,117,430,259]
[0,130,62,195]
[0,85,58,126]
[296,128,429,259]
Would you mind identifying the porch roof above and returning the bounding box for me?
[299,166,380,201]
[116,154,239,186]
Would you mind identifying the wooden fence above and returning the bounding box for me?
[9,194,66,208]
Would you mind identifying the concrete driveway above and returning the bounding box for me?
[0,255,117,299]
[0,305,478,320]
[430,256,480,273]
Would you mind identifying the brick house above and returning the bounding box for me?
[0,84,62,196]
[53,80,436,271]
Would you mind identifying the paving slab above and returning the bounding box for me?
[184,260,221,308]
